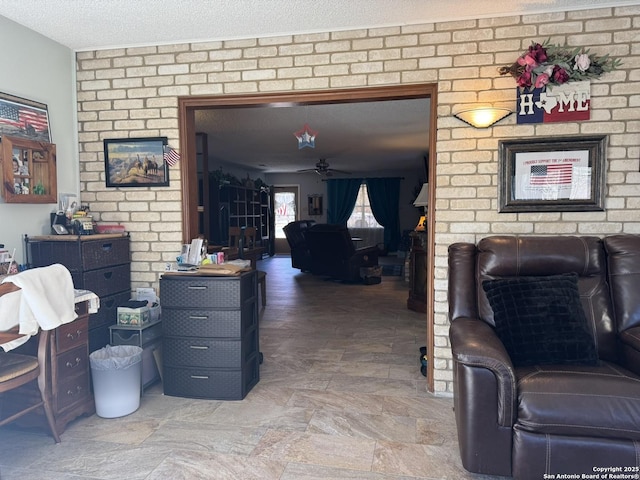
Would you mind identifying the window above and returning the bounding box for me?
[347,183,382,229]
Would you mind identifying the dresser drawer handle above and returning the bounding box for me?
[189,315,208,320]
[189,345,209,350]
[66,358,82,368]
[187,286,207,290]
[66,386,83,396]
[103,271,113,280]
[102,243,113,252]
[66,330,83,340]
[190,375,209,379]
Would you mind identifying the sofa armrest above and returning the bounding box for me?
[450,317,517,427]
[619,327,640,376]
[621,326,640,350]
[352,245,379,264]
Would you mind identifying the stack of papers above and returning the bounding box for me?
[198,263,249,275]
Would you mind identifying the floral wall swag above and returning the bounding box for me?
[499,39,621,90]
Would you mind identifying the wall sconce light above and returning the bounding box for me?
[413,183,429,231]
[453,107,513,128]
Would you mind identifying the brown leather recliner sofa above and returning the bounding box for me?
[448,235,640,480]
[283,220,315,272]
[304,223,379,282]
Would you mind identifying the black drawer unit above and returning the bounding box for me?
[161,304,256,338]
[163,358,259,400]
[160,270,259,400]
[27,234,131,352]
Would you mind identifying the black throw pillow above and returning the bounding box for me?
[482,273,598,367]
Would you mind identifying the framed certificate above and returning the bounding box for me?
[498,135,606,212]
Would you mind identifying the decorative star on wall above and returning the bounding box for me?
[294,123,318,149]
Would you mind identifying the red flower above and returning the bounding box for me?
[517,70,532,87]
[500,40,620,90]
[528,43,548,64]
[552,65,569,84]
[518,54,538,68]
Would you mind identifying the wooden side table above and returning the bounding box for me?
[407,231,427,313]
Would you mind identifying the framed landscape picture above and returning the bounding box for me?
[104,137,169,187]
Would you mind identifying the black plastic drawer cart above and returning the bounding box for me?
[160,270,260,400]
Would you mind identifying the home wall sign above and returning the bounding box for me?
[517,81,590,124]
[500,40,620,125]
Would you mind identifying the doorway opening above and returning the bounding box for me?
[177,84,437,391]
[273,186,299,254]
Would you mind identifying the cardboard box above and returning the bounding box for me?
[117,305,150,326]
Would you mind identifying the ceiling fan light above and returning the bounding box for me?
[453,107,513,128]
[298,158,350,176]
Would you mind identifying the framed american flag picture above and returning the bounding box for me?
[498,135,606,213]
[0,92,50,142]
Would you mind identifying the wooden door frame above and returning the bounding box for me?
[177,84,438,391]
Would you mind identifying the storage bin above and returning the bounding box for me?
[161,271,260,401]
[162,330,257,369]
[161,304,255,338]
[117,305,150,325]
[163,354,259,400]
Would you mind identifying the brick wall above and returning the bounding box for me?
[76,6,640,394]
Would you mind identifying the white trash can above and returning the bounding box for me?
[90,345,143,418]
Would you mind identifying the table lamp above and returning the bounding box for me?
[413,183,429,231]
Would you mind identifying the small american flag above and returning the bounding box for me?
[530,164,573,185]
[163,146,180,166]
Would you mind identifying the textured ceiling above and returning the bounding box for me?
[197,98,431,175]
[0,0,636,52]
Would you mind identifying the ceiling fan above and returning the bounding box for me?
[297,158,351,177]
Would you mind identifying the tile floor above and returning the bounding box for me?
[0,255,502,480]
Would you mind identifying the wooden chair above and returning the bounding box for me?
[0,283,60,442]
[228,226,257,249]
[257,270,266,307]
[228,227,266,306]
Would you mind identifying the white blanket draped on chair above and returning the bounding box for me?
[0,264,78,351]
